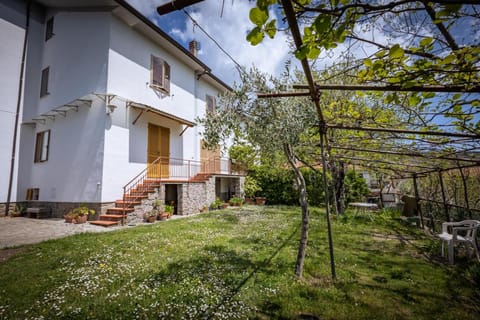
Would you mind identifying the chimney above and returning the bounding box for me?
[189,40,199,57]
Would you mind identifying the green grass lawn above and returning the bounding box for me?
[0,206,479,319]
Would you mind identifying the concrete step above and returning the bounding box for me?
[107,207,135,214]
[89,220,119,227]
[115,200,141,207]
[100,214,125,221]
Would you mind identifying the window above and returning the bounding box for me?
[206,95,216,113]
[40,67,50,97]
[34,130,50,163]
[45,17,54,41]
[26,188,39,200]
[150,55,170,94]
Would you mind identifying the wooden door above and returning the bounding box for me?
[200,139,221,173]
[147,124,170,178]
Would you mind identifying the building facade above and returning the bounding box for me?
[0,0,243,218]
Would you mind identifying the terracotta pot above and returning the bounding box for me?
[244,198,255,205]
[255,197,266,205]
[146,215,156,223]
[74,215,88,224]
[158,212,169,221]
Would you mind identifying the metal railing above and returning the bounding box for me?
[121,156,233,219]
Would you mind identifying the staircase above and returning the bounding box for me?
[89,156,229,227]
[89,180,160,227]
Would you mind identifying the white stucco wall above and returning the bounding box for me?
[25,99,106,202]
[100,14,227,201]
[36,11,109,115]
[0,1,26,202]
[107,16,197,122]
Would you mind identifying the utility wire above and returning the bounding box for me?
[182,9,247,78]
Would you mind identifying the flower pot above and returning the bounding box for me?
[158,212,169,221]
[74,215,88,224]
[255,197,266,205]
[146,216,156,223]
[244,197,255,205]
[64,215,75,223]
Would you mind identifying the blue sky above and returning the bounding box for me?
[125,0,293,87]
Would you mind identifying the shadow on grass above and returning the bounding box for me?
[146,221,300,318]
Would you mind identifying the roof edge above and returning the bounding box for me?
[114,0,232,92]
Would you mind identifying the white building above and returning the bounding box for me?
[1,0,243,222]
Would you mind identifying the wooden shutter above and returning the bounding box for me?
[34,130,50,163]
[163,61,170,94]
[40,67,49,97]
[45,17,54,41]
[151,55,163,88]
[206,95,215,113]
[150,55,170,94]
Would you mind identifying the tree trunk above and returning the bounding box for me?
[284,143,309,279]
[330,160,346,214]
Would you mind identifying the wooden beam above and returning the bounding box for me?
[293,84,480,93]
[156,0,204,15]
[327,124,480,139]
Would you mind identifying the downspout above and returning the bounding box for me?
[6,0,31,216]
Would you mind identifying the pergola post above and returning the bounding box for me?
[457,161,472,219]
[412,174,425,229]
[438,170,450,222]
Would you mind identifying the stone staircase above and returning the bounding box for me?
[88,173,212,227]
[89,180,161,227]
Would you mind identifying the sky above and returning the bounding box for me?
[125,0,293,87]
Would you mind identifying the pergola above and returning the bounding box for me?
[252,0,480,279]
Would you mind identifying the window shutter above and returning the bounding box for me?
[150,55,170,94]
[34,130,50,163]
[151,55,164,88]
[163,61,170,94]
[34,132,43,162]
[40,67,49,97]
[45,17,54,41]
[206,95,215,113]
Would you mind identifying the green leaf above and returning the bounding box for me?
[452,93,462,100]
[389,44,404,59]
[246,27,264,45]
[419,37,433,47]
[313,14,331,33]
[265,19,276,39]
[453,104,462,113]
[295,45,309,60]
[363,58,373,67]
[257,0,276,10]
[306,46,320,59]
[249,7,268,27]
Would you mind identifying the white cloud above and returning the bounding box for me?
[125,0,293,86]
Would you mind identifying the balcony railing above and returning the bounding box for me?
[122,156,234,211]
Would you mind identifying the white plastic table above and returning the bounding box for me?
[349,202,378,221]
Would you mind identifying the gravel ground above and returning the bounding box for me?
[0,216,124,250]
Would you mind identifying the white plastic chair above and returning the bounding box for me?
[438,220,480,264]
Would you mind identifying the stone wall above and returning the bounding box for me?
[0,201,105,219]
[179,182,207,215]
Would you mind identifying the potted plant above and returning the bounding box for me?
[255,196,267,205]
[64,205,95,224]
[210,197,223,210]
[229,197,243,207]
[11,204,26,217]
[163,204,174,219]
[244,176,261,205]
[144,210,157,223]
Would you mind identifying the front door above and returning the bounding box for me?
[200,139,221,173]
[147,123,170,178]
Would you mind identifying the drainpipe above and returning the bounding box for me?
[6,0,31,216]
